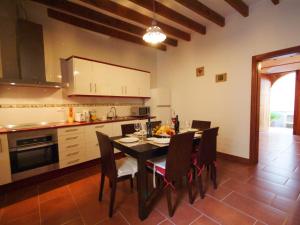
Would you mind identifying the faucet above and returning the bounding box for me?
[107,106,117,119]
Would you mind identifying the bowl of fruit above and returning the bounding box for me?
[153,125,175,137]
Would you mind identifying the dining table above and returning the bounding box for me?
[111,131,201,220]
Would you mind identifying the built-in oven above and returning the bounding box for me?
[8,129,59,181]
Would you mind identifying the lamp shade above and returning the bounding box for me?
[143,24,166,45]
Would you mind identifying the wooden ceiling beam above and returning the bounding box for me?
[32,0,177,46]
[129,0,206,34]
[81,0,191,41]
[224,0,249,17]
[47,9,167,51]
[271,0,280,5]
[175,0,225,27]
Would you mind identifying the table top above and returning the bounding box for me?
[111,134,200,160]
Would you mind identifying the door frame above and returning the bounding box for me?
[250,45,300,164]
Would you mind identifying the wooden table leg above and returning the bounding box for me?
[137,157,148,220]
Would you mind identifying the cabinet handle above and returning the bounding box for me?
[94,83,97,93]
[65,128,78,133]
[125,86,127,94]
[67,159,80,165]
[66,151,80,157]
[66,136,78,141]
[90,83,92,92]
[95,125,104,129]
[121,86,124,95]
[66,144,79,148]
[0,139,2,153]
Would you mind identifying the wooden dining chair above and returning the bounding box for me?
[193,127,219,198]
[146,132,195,217]
[96,131,137,217]
[146,120,162,129]
[191,120,211,131]
[121,123,136,137]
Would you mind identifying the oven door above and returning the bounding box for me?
[10,142,59,174]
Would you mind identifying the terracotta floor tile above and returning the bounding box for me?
[271,196,297,212]
[247,177,300,200]
[190,215,220,225]
[221,179,276,204]
[68,176,99,198]
[40,195,80,225]
[205,186,233,201]
[223,192,286,225]
[119,195,165,225]
[155,193,201,225]
[0,196,39,224]
[253,170,289,185]
[193,195,255,225]
[158,219,175,225]
[3,212,40,225]
[97,213,129,225]
[63,217,85,225]
[38,176,69,203]
[74,190,110,225]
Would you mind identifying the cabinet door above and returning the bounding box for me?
[0,134,12,185]
[92,62,112,95]
[72,58,93,95]
[85,123,113,160]
[125,70,140,97]
[139,72,151,97]
[110,66,126,96]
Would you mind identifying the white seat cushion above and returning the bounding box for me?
[146,156,167,188]
[116,157,137,178]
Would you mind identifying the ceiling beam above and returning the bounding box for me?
[81,0,191,41]
[174,0,225,27]
[224,0,249,17]
[47,9,167,51]
[271,0,280,5]
[129,0,206,34]
[32,0,177,46]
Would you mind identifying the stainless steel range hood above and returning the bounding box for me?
[0,19,63,88]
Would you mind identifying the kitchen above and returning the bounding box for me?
[0,0,300,225]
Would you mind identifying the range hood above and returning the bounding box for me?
[0,19,63,88]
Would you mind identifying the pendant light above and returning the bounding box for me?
[143,0,166,45]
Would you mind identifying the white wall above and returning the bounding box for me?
[0,0,158,125]
[157,0,300,158]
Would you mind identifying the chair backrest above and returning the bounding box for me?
[96,131,117,180]
[165,132,195,182]
[146,121,162,129]
[121,123,135,137]
[197,127,219,165]
[192,120,211,131]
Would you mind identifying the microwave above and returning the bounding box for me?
[131,106,150,116]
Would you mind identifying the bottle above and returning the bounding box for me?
[67,107,74,123]
[147,116,152,137]
[175,115,180,134]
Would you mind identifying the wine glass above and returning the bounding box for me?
[134,123,141,133]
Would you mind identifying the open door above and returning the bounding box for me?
[293,70,300,135]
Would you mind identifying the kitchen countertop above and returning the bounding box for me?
[0,116,156,134]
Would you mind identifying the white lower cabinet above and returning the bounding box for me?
[58,127,86,168]
[85,123,112,160]
[57,120,148,169]
[0,134,12,185]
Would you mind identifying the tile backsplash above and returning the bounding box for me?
[0,86,144,125]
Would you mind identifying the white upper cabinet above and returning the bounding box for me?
[66,57,151,98]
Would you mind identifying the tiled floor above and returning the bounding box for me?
[0,127,299,225]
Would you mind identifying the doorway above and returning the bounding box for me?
[250,45,300,164]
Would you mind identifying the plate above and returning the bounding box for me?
[194,133,201,138]
[147,137,157,141]
[188,128,198,132]
[153,138,170,144]
[119,137,139,143]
